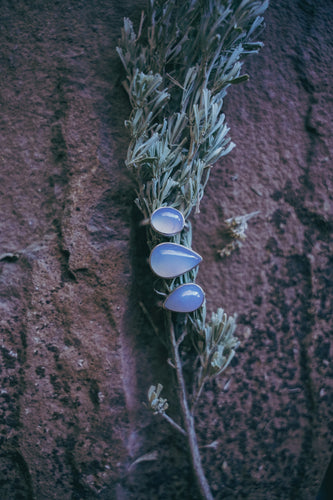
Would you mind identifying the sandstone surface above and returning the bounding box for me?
[0,1,332,498]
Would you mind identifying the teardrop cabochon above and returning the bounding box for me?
[149,242,202,279]
[150,207,185,236]
[163,283,205,313]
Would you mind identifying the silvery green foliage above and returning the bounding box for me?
[117,0,268,221]
[190,308,240,402]
[118,0,267,397]
[148,384,169,414]
[219,210,260,256]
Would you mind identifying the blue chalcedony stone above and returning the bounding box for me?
[163,283,205,312]
[149,243,202,278]
[150,207,185,236]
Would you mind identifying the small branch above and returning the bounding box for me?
[139,301,159,336]
[161,413,187,436]
[169,316,214,500]
[191,379,206,413]
[176,327,188,348]
[136,10,145,42]
[166,72,184,90]
[167,357,176,369]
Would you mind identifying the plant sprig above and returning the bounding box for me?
[118,1,268,498]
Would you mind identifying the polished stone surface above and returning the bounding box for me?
[163,283,205,312]
[150,206,185,236]
[149,242,202,278]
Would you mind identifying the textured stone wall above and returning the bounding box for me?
[0,1,332,499]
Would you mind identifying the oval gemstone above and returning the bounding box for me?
[163,284,205,313]
[149,243,202,278]
[150,207,185,236]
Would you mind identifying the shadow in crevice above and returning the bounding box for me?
[119,206,201,500]
[317,453,333,500]
[106,5,201,497]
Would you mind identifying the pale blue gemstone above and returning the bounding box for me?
[150,207,185,236]
[163,283,205,313]
[149,243,202,278]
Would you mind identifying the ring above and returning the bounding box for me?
[163,283,205,312]
[149,242,202,279]
[141,206,185,236]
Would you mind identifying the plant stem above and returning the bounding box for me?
[191,379,206,413]
[161,412,187,436]
[169,317,214,500]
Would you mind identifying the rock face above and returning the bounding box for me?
[0,1,332,499]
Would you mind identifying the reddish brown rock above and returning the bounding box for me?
[0,1,332,499]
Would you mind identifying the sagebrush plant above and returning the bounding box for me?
[117,1,268,498]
